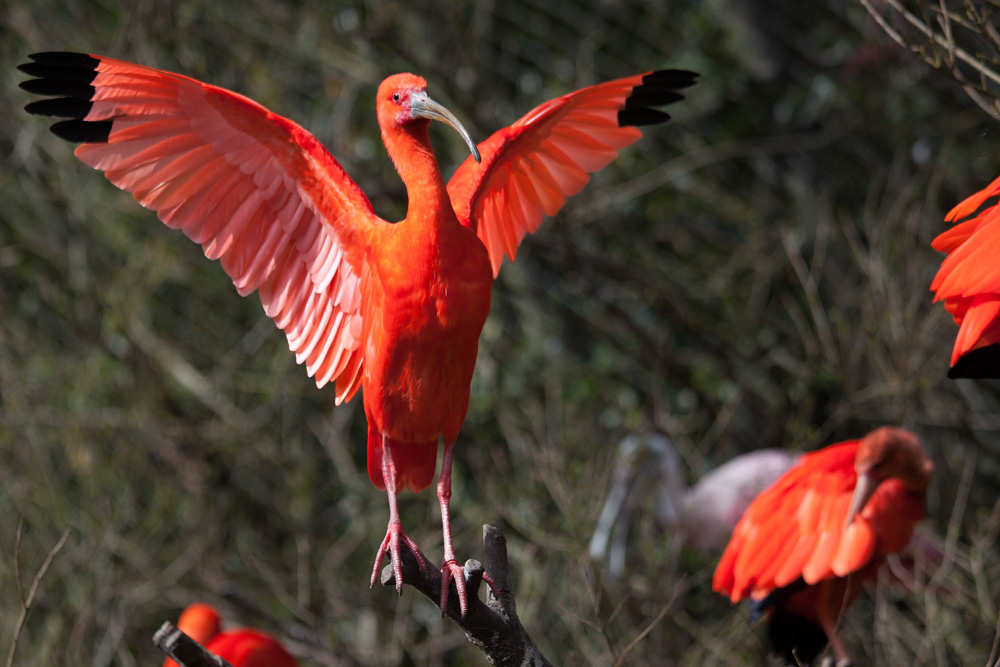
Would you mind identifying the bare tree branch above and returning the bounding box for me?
[859,0,1000,117]
[152,622,234,667]
[5,526,71,667]
[380,524,552,667]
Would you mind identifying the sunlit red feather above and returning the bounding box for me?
[931,174,1000,369]
[56,55,377,402]
[448,72,694,276]
[713,440,919,603]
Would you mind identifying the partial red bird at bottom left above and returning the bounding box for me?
[163,603,297,667]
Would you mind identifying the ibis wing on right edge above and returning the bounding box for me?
[930,173,1000,377]
[446,70,697,277]
[20,52,387,403]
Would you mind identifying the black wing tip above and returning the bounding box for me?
[643,69,700,89]
[50,119,112,143]
[24,51,99,67]
[20,77,95,98]
[617,68,698,128]
[20,51,107,143]
[948,344,1000,379]
[24,97,92,119]
[617,107,671,127]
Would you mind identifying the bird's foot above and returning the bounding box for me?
[438,559,502,616]
[370,522,427,593]
[439,558,469,616]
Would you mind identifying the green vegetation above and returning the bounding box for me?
[2,0,999,664]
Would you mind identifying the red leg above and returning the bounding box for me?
[437,441,500,616]
[370,434,425,592]
[437,441,466,614]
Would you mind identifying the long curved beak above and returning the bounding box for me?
[410,92,481,163]
[843,472,878,530]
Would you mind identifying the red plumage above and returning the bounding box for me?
[931,174,1000,377]
[20,52,696,615]
[713,427,932,665]
[163,603,297,667]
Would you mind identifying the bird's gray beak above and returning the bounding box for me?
[410,92,481,163]
[843,472,878,530]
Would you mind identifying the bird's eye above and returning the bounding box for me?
[392,92,401,103]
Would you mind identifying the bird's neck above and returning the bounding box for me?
[387,124,452,227]
[904,458,934,493]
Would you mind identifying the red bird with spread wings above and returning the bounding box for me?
[19,52,696,615]
[713,427,933,666]
[931,174,1000,378]
[163,603,297,667]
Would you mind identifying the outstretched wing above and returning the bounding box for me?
[447,70,697,276]
[930,174,1000,377]
[713,441,882,603]
[20,52,382,403]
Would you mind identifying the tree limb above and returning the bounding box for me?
[153,524,549,666]
[380,524,552,667]
[152,622,234,667]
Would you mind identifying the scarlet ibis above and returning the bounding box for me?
[588,434,794,576]
[163,602,297,667]
[931,174,1000,378]
[19,52,696,615]
[713,427,932,666]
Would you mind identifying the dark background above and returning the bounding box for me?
[3,0,1000,664]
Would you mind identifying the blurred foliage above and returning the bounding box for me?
[861,0,1000,118]
[2,0,1000,665]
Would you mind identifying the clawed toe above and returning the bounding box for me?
[370,522,426,592]
[439,559,469,616]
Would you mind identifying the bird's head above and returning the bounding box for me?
[377,74,480,163]
[844,427,933,529]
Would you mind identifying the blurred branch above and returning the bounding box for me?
[126,316,239,422]
[5,525,71,667]
[859,0,1000,117]
[380,524,551,667]
[152,622,234,667]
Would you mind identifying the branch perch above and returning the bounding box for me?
[152,622,234,667]
[153,524,549,666]
[380,524,552,666]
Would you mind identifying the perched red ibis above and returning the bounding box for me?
[163,603,297,667]
[19,52,696,615]
[713,427,933,666]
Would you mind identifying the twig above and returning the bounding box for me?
[6,527,71,667]
[380,524,552,666]
[13,519,24,606]
[987,602,1000,667]
[614,579,682,667]
[152,622,234,667]
[860,0,1000,91]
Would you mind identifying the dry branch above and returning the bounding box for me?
[5,525,71,667]
[859,0,1000,117]
[152,622,234,667]
[380,524,551,667]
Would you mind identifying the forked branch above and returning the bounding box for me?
[380,524,552,667]
[153,524,549,666]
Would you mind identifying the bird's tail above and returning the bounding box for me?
[367,426,438,493]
